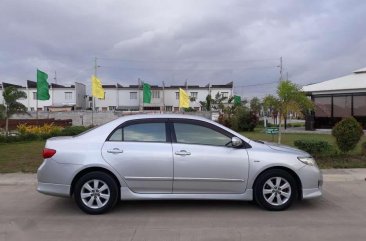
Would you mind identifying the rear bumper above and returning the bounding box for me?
[37,182,70,197]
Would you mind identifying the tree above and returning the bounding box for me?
[0,86,28,135]
[263,94,280,124]
[250,97,262,116]
[199,94,212,111]
[263,80,314,144]
[199,92,228,112]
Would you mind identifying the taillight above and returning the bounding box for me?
[43,148,56,158]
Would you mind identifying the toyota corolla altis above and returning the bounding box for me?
[37,114,322,214]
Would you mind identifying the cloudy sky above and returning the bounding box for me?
[1,0,366,98]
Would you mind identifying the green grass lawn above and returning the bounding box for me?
[0,131,365,173]
[0,141,45,173]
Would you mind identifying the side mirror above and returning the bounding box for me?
[231,137,242,147]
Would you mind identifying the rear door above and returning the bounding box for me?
[171,119,249,194]
[102,119,173,193]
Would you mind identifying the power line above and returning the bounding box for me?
[235,81,278,88]
[99,65,278,71]
[97,57,278,64]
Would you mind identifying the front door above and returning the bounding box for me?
[171,121,249,194]
[102,120,173,193]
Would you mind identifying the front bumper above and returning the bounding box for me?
[302,187,322,199]
[297,164,323,199]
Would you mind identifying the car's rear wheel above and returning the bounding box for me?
[74,171,118,214]
[254,169,297,211]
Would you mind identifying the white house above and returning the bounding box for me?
[302,67,366,129]
[0,81,86,111]
[93,82,234,111]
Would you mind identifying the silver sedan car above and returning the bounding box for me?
[37,114,322,214]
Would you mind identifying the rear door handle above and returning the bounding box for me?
[175,150,191,156]
[107,148,123,154]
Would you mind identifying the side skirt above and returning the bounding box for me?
[120,187,253,201]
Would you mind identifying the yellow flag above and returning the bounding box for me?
[179,88,189,108]
[91,75,105,99]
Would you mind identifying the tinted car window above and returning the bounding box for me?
[124,123,166,142]
[109,128,122,141]
[174,123,231,146]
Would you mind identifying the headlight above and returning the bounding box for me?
[297,157,316,166]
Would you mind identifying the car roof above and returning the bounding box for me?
[118,113,211,122]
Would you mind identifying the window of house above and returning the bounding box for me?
[221,92,228,98]
[152,90,160,99]
[130,92,137,99]
[353,95,366,116]
[165,106,173,112]
[33,92,37,100]
[65,92,72,100]
[174,123,231,146]
[175,92,179,100]
[109,106,116,111]
[314,97,331,117]
[190,92,198,101]
[333,96,352,117]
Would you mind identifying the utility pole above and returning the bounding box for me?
[279,56,283,82]
[54,71,57,84]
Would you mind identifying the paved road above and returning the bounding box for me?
[1,169,366,241]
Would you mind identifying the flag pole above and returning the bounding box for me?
[92,57,98,126]
[36,69,39,120]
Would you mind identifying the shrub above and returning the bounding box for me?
[332,117,364,153]
[17,123,62,136]
[294,140,333,157]
[230,107,259,132]
[218,114,232,128]
[362,141,366,156]
[59,126,89,136]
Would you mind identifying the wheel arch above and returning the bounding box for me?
[70,167,121,196]
[252,166,303,200]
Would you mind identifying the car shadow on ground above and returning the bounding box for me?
[46,197,329,216]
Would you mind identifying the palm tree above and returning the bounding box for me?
[0,86,28,136]
[263,80,313,144]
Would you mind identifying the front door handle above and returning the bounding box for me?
[175,150,191,156]
[107,148,123,154]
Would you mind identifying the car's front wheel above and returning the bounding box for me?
[74,171,118,214]
[254,169,297,211]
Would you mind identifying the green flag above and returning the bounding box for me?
[234,95,241,105]
[143,83,151,103]
[37,69,50,100]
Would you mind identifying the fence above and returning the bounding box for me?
[9,111,213,126]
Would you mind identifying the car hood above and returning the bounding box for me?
[262,141,309,156]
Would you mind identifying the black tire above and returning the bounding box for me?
[254,169,297,211]
[74,171,119,214]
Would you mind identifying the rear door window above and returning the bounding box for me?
[108,122,167,142]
